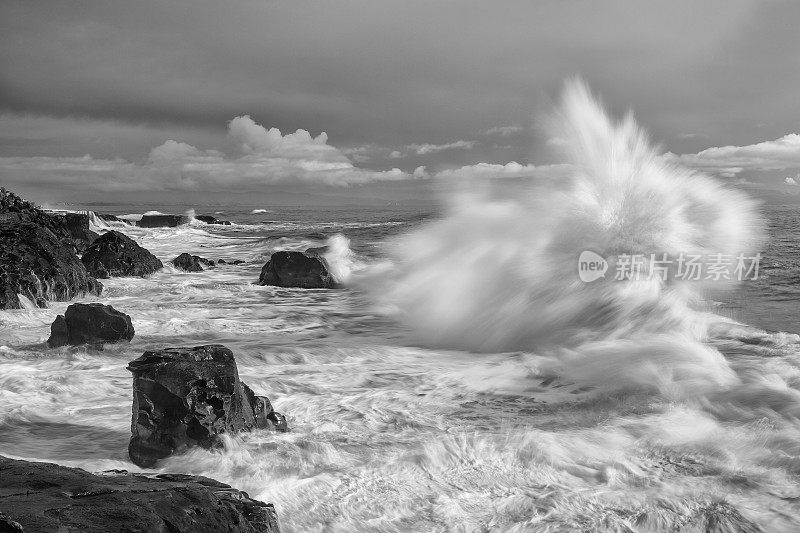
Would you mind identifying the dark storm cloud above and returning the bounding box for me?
[1,0,800,197]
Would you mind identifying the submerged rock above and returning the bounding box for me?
[218,259,246,265]
[258,250,337,289]
[81,231,163,278]
[0,455,280,532]
[127,345,286,467]
[137,214,189,228]
[196,214,231,225]
[172,253,215,272]
[47,303,135,348]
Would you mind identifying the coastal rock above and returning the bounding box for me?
[47,303,135,348]
[173,253,215,272]
[196,215,231,225]
[137,214,189,228]
[258,250,337,289]
[0,188,97,254]
[0,221,103,309]
[0,455,280,533]
[127,345,286,467]
[59,212,100,253]
[218,259,246,265]
[81,231,163,278]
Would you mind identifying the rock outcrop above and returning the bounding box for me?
[196,215,231,225]
[47,303,135,348]
[258,251,337,289]
[59,213,100,253]
[137,214,189,228]
[218,259,246,265]
[81,231,163,278]
[0,455,280,532]
[127,345,286,467]
[172,253,214,272]
[0,221,103,309]
[0,188,98,253]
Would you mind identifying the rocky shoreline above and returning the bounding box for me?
[0,456,279,533]
[0,188,333,532]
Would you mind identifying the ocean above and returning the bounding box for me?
[2,85,800,532]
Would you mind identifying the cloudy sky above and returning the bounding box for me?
[1,0,799,204]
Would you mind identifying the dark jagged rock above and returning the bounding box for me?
[47,303,134,348]
[59,213,100,252]
[258,251,337,289]
[218,259,246,265]
[0,188,97,254]
[127,345,286,467]
[81,231,163,278]
[0,455,280,533]
[172,253,215,272]
[196,215,231,225]
[0,222,103,310]
[137,214,189,228]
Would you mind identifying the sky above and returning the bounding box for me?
[1,0,800,205]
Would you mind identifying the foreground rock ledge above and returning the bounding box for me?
[0,455,279,533]
[128,345,287,468]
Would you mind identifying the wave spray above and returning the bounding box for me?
[368,80,764,396]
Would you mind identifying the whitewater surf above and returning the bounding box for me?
[2,82,799,531]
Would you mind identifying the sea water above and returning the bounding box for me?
[1,82,799,531]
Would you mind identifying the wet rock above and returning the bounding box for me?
[218,259,245,265]
[172,253,215,272]
[258,250,337,289]
[196,215,231,225]
[0,221,103,309]
[58,213,100,253]
[127,345,286,467]
[0,188,93,253]
[0,455,280,533]
[81,231,163,278]
[137,214,189,228]
[47,303,135,348]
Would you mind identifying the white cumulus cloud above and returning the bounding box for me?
[666,133,800,177]
[407,140,476,155]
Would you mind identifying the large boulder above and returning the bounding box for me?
[0,222,103,309]
[127,345,286,467]
[0,455,280,532]
[196,214,231,225]
[258,251,337,289]
[81,231,163,278]
[47,303,134,347]
[137,214,189,228]
[172,253,214,272]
